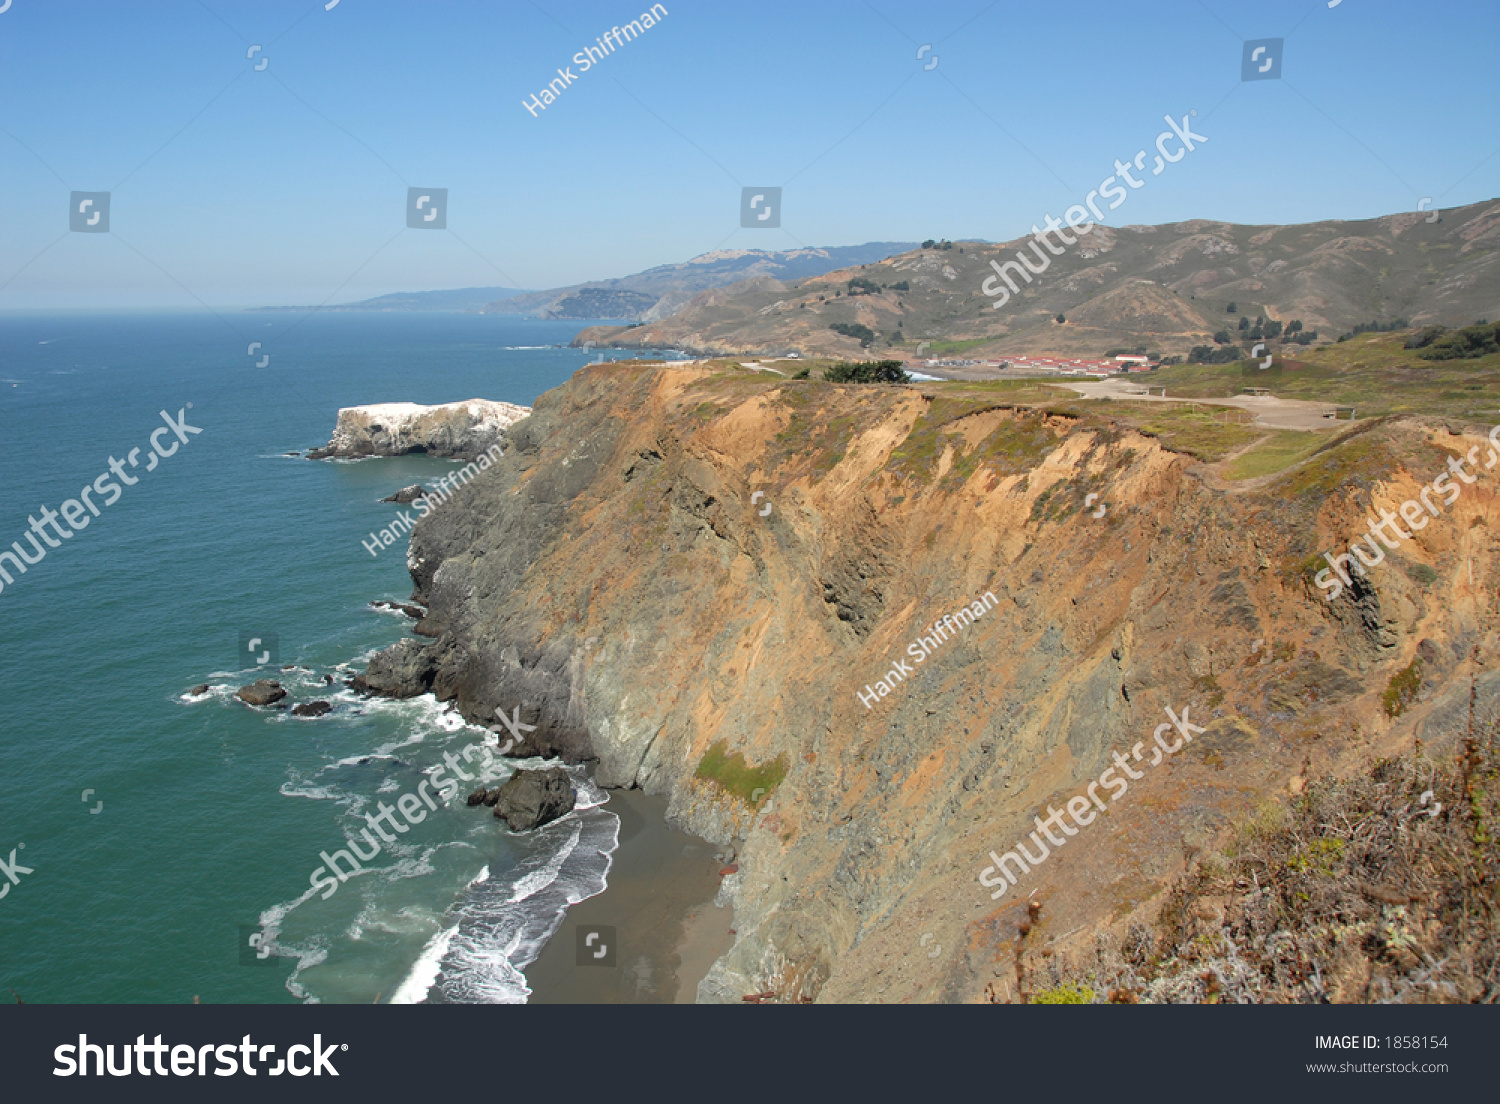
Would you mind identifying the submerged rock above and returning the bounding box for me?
[489,768,576,831]
[236,680,286,707]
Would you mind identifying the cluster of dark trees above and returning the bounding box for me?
[1283,321,1318,345]
[845,277,908,295]
[1337,318,1410,342]
[1208,311,1316,348]
[823,359,912,384]
[920,239,955,250]
[829,322,877,347]
[1235,315,1285,341]
[1189,344,1246,364]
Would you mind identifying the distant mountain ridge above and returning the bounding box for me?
[481,242,921,321]
[250,287,525,313]
[570,200,1500,360]
[249,243,919,318]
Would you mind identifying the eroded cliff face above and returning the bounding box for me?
[376,360,1500,1003]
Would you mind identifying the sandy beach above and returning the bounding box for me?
[523,788,735,1003]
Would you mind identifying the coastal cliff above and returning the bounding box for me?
[363,359,1500,1003]
[308,399,530,460]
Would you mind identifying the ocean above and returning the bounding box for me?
[0,310,653,1003]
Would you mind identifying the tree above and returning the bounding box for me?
[1055,313,1067,324]
[824,359,911,384]
[1190,344,1245,364]
[847,277,881,296]
[1226,302,1238,313]
[1238,316,1250,331]
[829,322,877,347]
[1213,330,1232,344]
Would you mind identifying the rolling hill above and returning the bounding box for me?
[572,200,1500,359]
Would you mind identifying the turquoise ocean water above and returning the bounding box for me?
[0,311,649,1003]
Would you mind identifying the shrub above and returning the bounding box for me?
[1405,562,1438,586]
[1405,325,1447,349]
[1418,321,1500,361]
[1032,982,1095,1004]
[1382,658,1424,718]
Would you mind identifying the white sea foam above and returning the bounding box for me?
[388,923,459,1004]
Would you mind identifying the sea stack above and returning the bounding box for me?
[307,399,530,461]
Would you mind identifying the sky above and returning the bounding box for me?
[1,0,1496,309]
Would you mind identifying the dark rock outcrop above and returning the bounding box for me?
[488,768,576,831]
[350,638,436,699]
[236,680,286,706]
[383,485,430,504]
[371,599,426,619]
[291,701,333,717]
[188,684,210,697]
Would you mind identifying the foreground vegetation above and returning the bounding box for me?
[1008,720,1500,1003]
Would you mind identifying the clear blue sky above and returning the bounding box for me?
[1,0,1496,308]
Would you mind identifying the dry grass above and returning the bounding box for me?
[1015,719,1500,1004]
